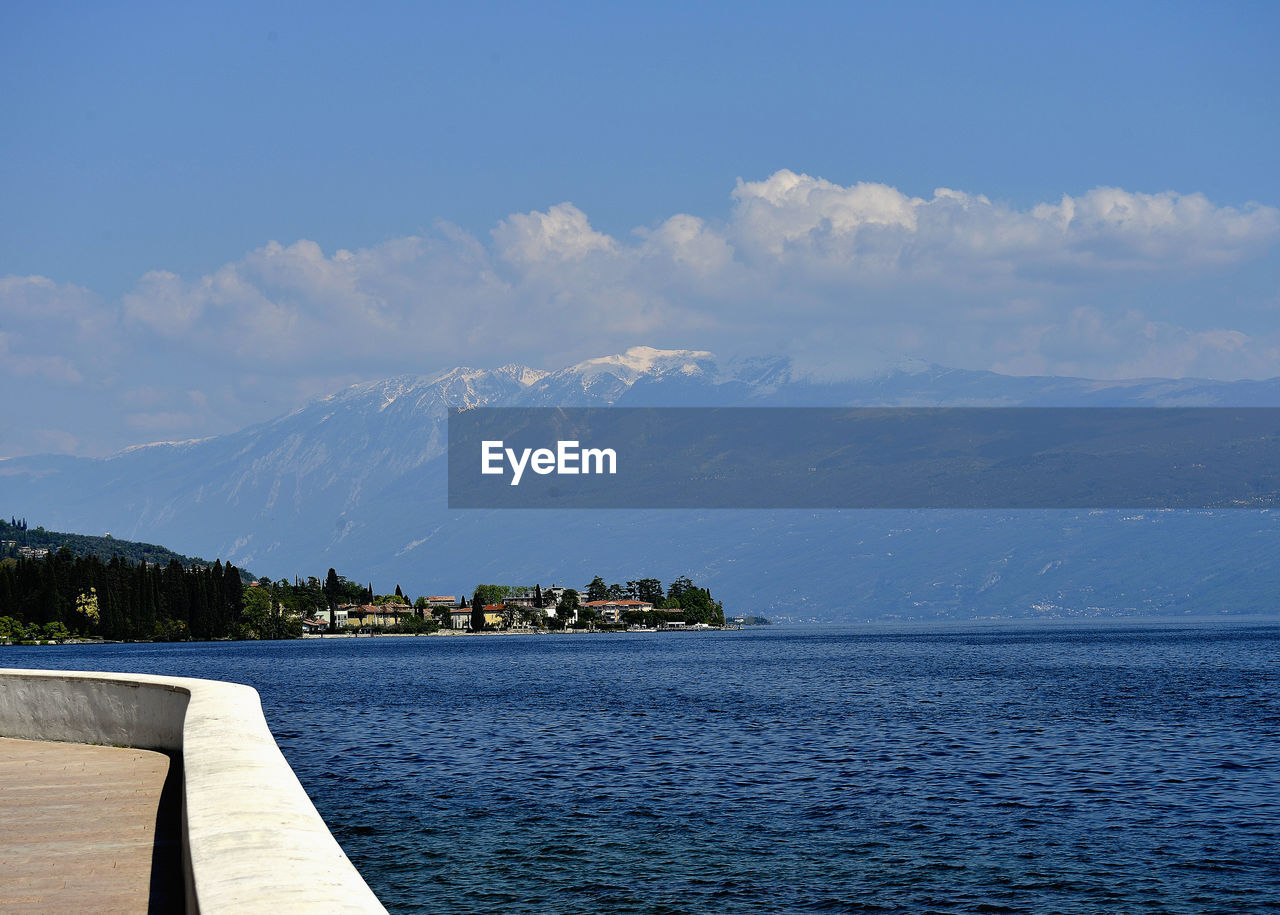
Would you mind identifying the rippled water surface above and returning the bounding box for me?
[5,622,1279,913]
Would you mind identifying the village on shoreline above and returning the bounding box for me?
[1,520,770,644]
[297,576,770,637]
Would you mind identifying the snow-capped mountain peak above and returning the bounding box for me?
[567,346,716,383]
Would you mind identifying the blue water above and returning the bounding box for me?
[3,622,1279,913]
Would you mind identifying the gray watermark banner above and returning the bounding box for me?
[447,407,1280,509]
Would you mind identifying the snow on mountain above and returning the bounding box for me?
[516,346,719,404]
[569,346,716,382]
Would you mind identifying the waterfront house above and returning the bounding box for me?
[482,605,506,628]
[582,599,654,624]
[347,603,415,628]
[509,585,568,614]
[449,605,510,630]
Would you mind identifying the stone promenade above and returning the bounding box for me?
[0,736,183,913]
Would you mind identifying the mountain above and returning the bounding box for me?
[4,346,1280,622]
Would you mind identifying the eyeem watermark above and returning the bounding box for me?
[450,407,1280,508]
[481,439,617,486]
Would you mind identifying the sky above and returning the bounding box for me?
[2,0,1279,458]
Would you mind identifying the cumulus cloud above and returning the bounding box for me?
[726,170,1279,282]
[0,275,98,320]
[636,214,737,276]
[732,171,920,253]
[2,170,1279,455]
[110,173,1279,371]
[0,277,102,384]
[492,202,616,266]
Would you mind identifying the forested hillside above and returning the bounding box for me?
[0,517,248,579]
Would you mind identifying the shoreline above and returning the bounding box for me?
[301,626,742,639]
[0,626,747,647]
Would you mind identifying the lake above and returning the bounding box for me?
[3,622,1278,913]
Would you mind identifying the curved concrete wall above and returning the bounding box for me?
[0,668,386,914]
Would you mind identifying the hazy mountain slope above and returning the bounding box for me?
[4,347,1280,621]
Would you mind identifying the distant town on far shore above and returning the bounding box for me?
[0,518,769,645]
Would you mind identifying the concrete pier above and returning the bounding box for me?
[0,736,183,912]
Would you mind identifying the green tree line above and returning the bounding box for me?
[0,546,244,641]
[459,575,725,631]
[582,574,725,626]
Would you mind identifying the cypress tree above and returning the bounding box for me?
[223,562,244,637]
[163,560,187,625]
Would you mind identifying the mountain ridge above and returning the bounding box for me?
[5,347,1280,622]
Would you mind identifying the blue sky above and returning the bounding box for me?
[3,1,1279,457]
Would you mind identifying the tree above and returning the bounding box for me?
[471,584,509,608]
[471,589,487,632]
[586,576,608,602]
[667,576,696,606]
[221,562,244,636]
[76,587,100,631]
[41,621,71,642]
[632,578,663,604]
[399,612,435,634]
[557,589,580,628]
[534,583,543,608]
[323,568,342,629]
[672,582,724,625]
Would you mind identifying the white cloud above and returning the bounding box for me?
[732,170,921,257]
[1028,187,1279,269]
[492,202,616,266]
[722,171,1279,282]
[0,275,97,320]
[0,331,84,383]
[637,214,737,276]
[3,170,1279,456]
[97,172,1280,391]
[0,277,100,384]
[109,173,1279,372]
[122,270,207,335]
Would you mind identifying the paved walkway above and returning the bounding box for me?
[0,736,183,913]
